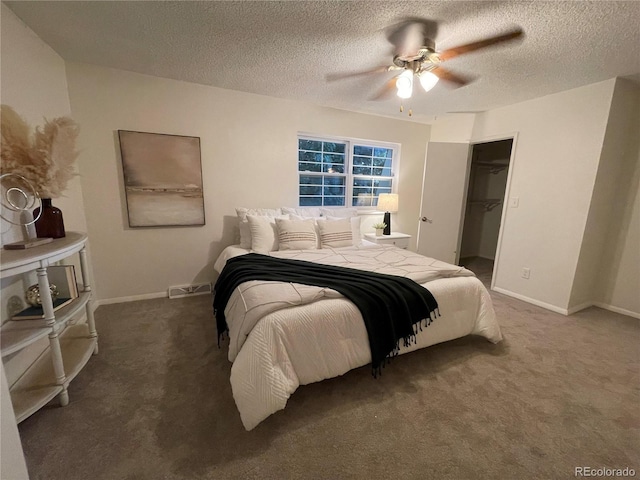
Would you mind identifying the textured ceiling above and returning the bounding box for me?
[5,1,640,123]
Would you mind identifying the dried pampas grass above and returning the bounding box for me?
[1,105,80,198]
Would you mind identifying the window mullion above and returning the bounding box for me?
[346,140,353,207]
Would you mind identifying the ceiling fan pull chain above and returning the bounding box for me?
[399,103,412,116]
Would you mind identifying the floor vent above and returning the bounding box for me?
[168,283,212,299]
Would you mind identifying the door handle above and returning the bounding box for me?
[421,217,433,223]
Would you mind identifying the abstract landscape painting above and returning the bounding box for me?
[118,130,205,227]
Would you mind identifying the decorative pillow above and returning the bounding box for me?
[276,218,317,250]
[247,214,288,253]
[320,207,358,218]
[326,215,362,246]
[236,207,281,248]
[317,218,353,248]
[289,214,323,248]
[281,207,322,218]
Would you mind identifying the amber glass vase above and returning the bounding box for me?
[34,198,66,238]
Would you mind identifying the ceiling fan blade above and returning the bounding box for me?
[386,18,438,58]
[325,66,395,82]
[369,77,398,101]
[430,66,473,87]
[438,27,524,62]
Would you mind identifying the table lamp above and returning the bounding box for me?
[377,193,398,235]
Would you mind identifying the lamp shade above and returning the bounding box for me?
[395,70,413,99]
[419,71,439,92]
[377,193,399,212]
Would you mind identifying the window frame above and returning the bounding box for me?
[297,133,400,209]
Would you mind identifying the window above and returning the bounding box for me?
[297,135,398,207]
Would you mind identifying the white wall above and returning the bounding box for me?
[590,80,640,317]
[65,62,430,302]
[434,78,639,317]
[0,363,28,479]
[0,4,87,243]
[0,4,84,475]
[430,113,476,143]
[569,79,640,311]
[1,3,91,381]
[469,79,616,312]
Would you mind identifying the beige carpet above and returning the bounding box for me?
[17,267,639,480]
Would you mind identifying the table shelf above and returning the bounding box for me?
[10,324,96,423]
[1,291,91,357]
[1,232,98,423]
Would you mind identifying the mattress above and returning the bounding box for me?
[214,244,502,430]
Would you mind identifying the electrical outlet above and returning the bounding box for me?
[521,267,530,279]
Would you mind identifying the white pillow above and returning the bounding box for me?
[247,214,288,253]
[317,218,353,248]
[320,207,358,218]
[236,207,281,248]
[289,213,320,222]
[281,207,322,218]
[326,215,362,246]
[290,214,323,248]
[276,218,317,250]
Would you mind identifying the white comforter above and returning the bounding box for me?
[214,244,502,430]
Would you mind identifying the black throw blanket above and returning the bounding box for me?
[213,253,440,376]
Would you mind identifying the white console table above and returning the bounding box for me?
[0,232,98,423]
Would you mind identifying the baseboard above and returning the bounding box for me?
[87,288,640,321]
[566,301,594,315]
[93,291,167,307]
[592,302,640,320]
[491,286,569,315]
[491,288,640,320]
[564,301,639,318]
[460,255,495,261]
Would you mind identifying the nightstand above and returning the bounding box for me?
[364,232,411,249]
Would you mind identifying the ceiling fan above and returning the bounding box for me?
[327,18,524,107]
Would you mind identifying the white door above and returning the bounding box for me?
[417,142,471,264]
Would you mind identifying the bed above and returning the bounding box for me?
[213,240,502,431]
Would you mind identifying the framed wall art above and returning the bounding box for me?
[118,130,205,227]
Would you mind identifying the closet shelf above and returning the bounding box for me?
[468,199,502,212]
[475,162,509,174]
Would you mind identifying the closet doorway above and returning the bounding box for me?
[458,139,513,287]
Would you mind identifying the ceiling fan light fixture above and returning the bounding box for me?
[397,87,412,99]
[396,70,413,98]
[419,71,439,92]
